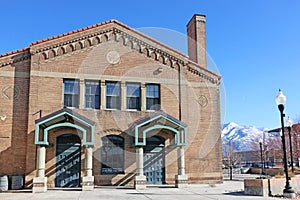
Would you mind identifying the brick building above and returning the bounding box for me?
[0,14,222,192]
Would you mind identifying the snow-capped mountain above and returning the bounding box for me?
[222,122,271,152]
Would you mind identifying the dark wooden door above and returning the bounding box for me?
[55,134,81,187]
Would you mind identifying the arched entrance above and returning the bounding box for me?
[130,111,188,189]
[144,136,165,184]
[33,108,95,192]
[55,134,81,187]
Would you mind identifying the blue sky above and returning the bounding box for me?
[1,0,300,129]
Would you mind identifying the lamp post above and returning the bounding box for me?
[286,117,294,173]
[275,90,295,198]
[259,139,264,176]
[265,144,269,168]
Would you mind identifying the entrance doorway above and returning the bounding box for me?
[55,134,81,187]
[144,136,165,184]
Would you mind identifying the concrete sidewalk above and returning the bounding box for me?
[0,175,287,200]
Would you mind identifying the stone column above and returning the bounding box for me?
[134,146,146,189]
[175,146,188,188]
[32,145,48,193]
[79,79,84,109]
[121,82,126,110]
[82,146,94,191]
[100,81,106,110]
[140,83,146,111]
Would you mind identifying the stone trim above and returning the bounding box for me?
[175,179,188,184]
[33,182,46,187]
[0,71,30,78]
[134,180,147,185]
[30,71,219,87]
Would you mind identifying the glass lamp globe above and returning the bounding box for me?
[286,117,293,127]
[275,90,286,106]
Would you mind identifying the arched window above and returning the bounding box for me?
[101,135,124,175]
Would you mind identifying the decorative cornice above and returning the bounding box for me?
[0,48,31,68]
[0,19,220,84]
[113,28,187,65]
[31,25,188,71]
[31,28,114,55]
[187,61,221,84]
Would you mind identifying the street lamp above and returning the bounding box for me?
[286,117,294,172]
[259,139,264,176]
[264,144,269,168]
[275,90,295,198]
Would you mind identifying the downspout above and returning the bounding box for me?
[178,64,182,121]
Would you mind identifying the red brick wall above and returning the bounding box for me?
[0,53,30,176]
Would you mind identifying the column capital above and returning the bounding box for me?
[84,144,94,148]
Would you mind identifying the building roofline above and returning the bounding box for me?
[0,47,30,58]
[188,60,221,80]
[1,18,221,82]
[29,19,188,59]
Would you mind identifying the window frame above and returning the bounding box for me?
[105,81,121,110]
[146,83,160,111]
[85,80,100,109]
[126,82,141,111]
[63,79,80,108]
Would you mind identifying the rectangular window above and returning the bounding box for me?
[63,79,79,108]
[146,84,160,111]
[126,83,141,110]
[106,81,121,109]
[101,136,124,175]
[85,80,100,109]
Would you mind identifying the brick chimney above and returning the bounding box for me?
[187,14,207,68]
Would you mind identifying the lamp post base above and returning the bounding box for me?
[283,186,296,198]
[283,192,296,199]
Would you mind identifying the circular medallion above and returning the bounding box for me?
[106,51,120,64]
[198,95,208,107]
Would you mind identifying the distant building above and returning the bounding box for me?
[0,14,222,192]
[268,123,300,166]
